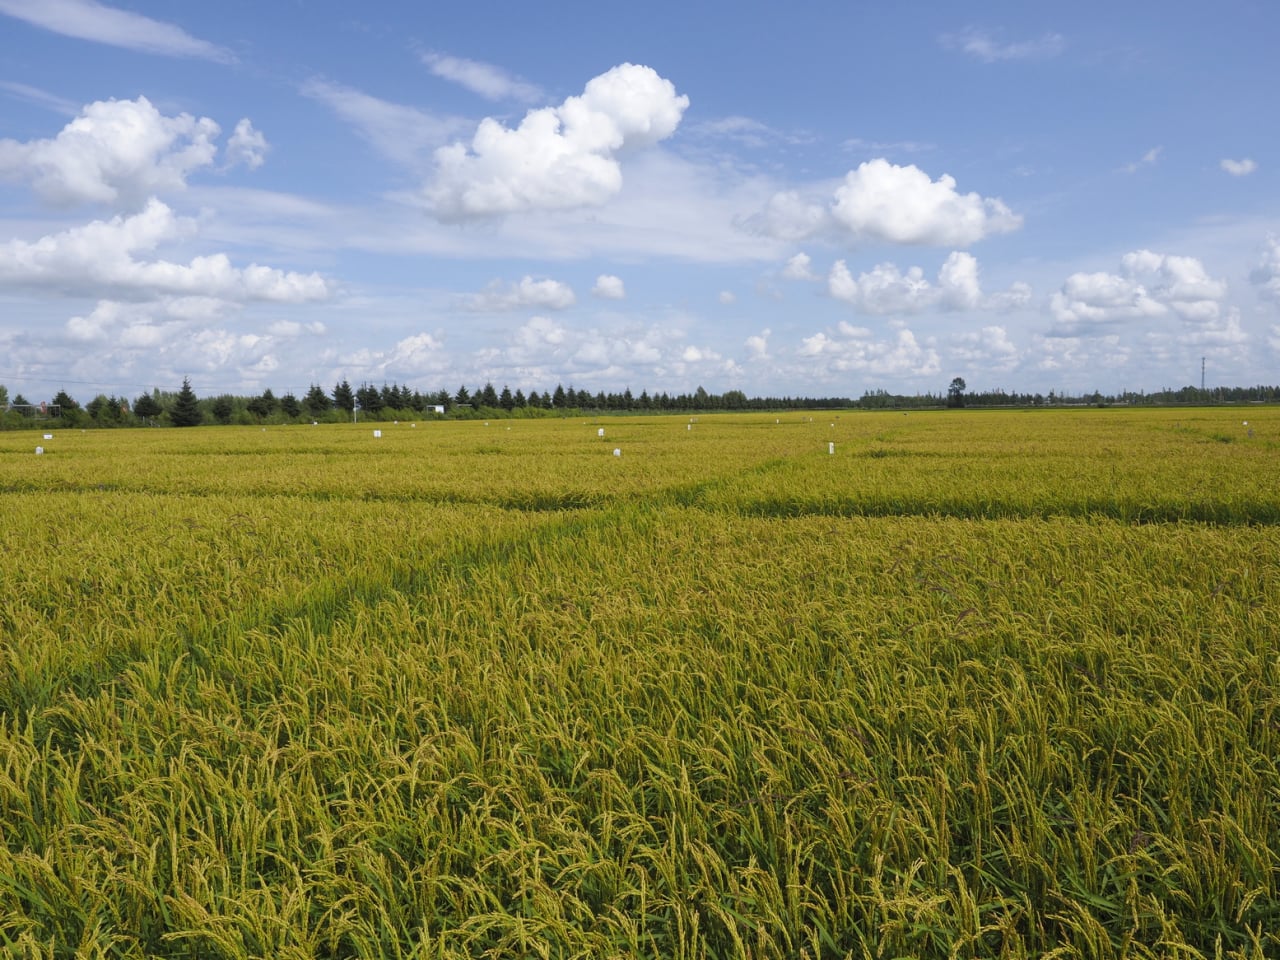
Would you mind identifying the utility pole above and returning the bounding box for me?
[1201,356,1206,394]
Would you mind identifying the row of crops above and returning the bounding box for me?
[1,409,1277,957]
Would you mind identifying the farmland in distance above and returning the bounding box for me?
[1,408,1277,958]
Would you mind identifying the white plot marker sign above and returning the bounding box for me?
[613,448,621,457]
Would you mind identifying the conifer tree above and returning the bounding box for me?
[171,378,203,426]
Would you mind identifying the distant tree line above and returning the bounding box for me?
[3,376,1279,429]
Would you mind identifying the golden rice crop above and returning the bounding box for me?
[0,408,1276,958]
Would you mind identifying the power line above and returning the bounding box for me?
[0,371,181,392]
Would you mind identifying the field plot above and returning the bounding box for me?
[1,409,1278,958]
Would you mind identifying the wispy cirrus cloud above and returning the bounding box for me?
[300,78,470,169]
[691,115,812,149]
[0,80,81,116]
[940,27,1065,63]
[420,51,543,103]
[0,0,233,63]
[1121,146,1162,174]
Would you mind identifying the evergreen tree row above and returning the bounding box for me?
[3,376,1279,429]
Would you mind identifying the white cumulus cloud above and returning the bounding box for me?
[513,315,568,353]
[1220,157,1257,177]
[1179,309,1248,347]
[466,275,576,311]
[951,325,1020,372]
[828,251,1023,314]
[1050,250,1227,330]
[385,332,447,369]
[341,332,449,380]
[61,298,301,388]
[1249,235,1280,302]
[425,63,689,220]
[592,274,626,299]
[750,191,829,242]
[745,328,771,359]
[798,324,941,377]
[830,160,1021,246]
[0,198,331,302]
[829,260,931,313]
[225,119,268,169]
[985,281,1033,311]
[782,252,816,280]
[937,250,983,309]
[0,96,220,208]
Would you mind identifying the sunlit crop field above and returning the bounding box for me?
[1,408,1277,958]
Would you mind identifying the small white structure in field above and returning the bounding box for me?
[598,427,605,438]
[411,423,416,428]
[1243,421,1249,426]
[312,421,318,426]
[35,446,44,455]
[373,429,382,438]
[828,442,835,455]
[43,433,53,440]
[613,448,621,457]
[687,424,691,431]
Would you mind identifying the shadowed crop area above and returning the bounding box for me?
[1,409,1278,958]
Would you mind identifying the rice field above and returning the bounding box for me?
[1,408,1277,958]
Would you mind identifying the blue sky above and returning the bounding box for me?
[1,0,1277,403]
